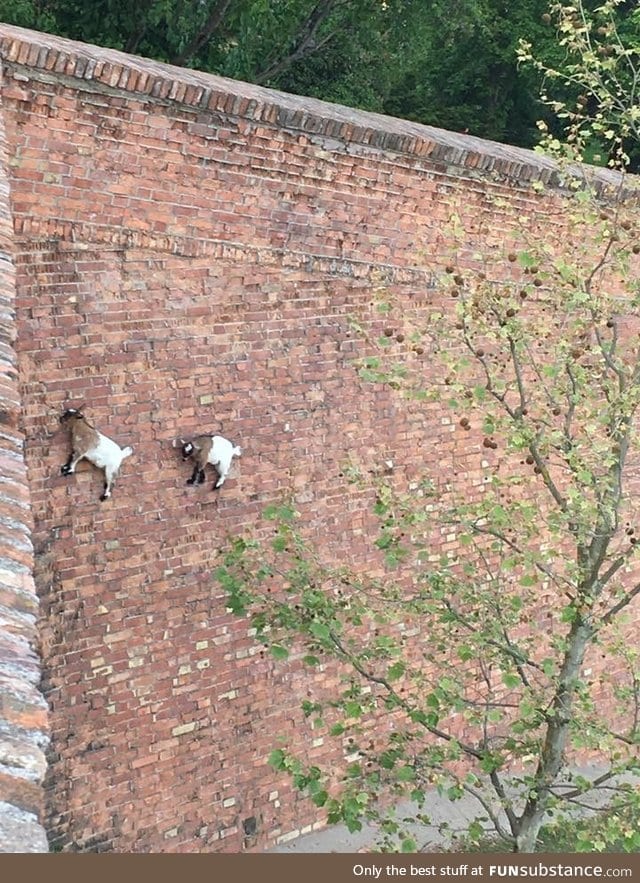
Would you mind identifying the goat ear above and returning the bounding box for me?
[172,438,186,448]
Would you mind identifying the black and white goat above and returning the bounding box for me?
[60,408,133,501]
[178,434,242,490]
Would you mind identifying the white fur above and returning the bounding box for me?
[66,433,133,499]
[207,436,242,488]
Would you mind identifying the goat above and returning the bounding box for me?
[179,434,242,490]
[59,408,133,501]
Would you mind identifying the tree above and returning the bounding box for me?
[520,0,640,168]
[216,1,640,854]
[381,0,552,146]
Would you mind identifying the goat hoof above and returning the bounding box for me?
[198,474,205,485]
[99,493,109,502]
[186,478,195,485]
[61,465,70,475]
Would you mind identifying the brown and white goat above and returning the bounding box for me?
[60,408,133,501]
[179,434,242,490]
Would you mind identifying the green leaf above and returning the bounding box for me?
[359,368,385,383]
[518,251,536,268]
[380,750,398,769]
[480,754,502,774]
[373,499,389,516]
[396,765,415,782]
[502,672,521,689]
[264,503,296,522]
[270,644,289,660]
[344,701,364,719]
[519,573,537,586]
[387,661,406,681]
[309,622,331,642]
[541,658,556,677]
[268,749,286,770]
[467,820,485,843]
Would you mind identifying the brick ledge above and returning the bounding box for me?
[13,216,434,284]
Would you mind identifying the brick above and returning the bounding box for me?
[0,20,635,860]
[171,722,197,737]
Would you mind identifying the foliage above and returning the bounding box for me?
[217,165,640,850]
[381,0,553,146]
[520,0,640,169]
[215,3,640,853]
[464,801,640,853]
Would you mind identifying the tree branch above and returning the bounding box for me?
[255,0,341,84]
[327,629,485,761]
[549,767,627,801]
[461,780,515,843]
[469,522,575,595]
[488,770,519,835]
[441,598,542,675]
[600,580,640,627]
[124,14,151,55]
[171,0,233,66]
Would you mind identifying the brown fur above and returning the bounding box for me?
[60,410,100,456]
[188,435,213,469]
[59,408,133,501]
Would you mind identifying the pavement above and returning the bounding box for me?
[267,764,630,853]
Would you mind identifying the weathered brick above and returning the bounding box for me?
[0,60,47,852]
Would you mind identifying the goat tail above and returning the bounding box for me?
[121,446,133,460]
[232,445,242,458]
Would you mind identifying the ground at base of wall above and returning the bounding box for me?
[267,765,633,854]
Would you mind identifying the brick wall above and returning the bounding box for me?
[0,25,633,853]
[0,55,48,853]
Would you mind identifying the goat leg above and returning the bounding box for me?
[61,452,78,475]
[186,465,200,485]
[100,465,117,502]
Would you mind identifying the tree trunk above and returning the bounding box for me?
[171,0,233,67]
[514,618,593,851]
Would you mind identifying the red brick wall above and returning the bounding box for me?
[0,25,630,853]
